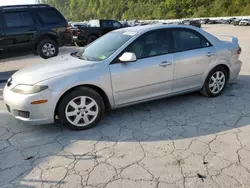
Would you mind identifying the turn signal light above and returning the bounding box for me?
[31,100,48,105]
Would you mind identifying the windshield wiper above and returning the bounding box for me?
[78,55,90,60]
[72,52,89,60]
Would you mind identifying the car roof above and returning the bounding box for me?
[114,23,220,46]
[116,24,201,33]
[0,4,50,10]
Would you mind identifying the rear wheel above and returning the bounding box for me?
[200,66,228,97]
[57,87,105,130]
[37,38,59,59]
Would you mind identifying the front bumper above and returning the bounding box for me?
[239,23,249,26]
[3,85,56,125]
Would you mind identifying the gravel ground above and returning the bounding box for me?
[0,25,250,188]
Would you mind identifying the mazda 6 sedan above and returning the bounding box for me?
[3,24,242,130]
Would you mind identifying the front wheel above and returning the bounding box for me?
[57,87,105,130]
[200,66,228,97]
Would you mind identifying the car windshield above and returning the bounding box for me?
[76,31,137,61]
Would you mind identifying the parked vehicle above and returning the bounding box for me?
[228,18,237,24]
[207,19,218,24]
[3,24,242,130]
[217,19,225,24]
[233,19,242,26]
[239,19,250,26]
[221,19,230,24]
[200,19,209,24]
[71,19,123,46]
[190,20,201,28]
[0,4,71,59]
[70,24,89,46]
[232,19,241,25]
[183,20,201,28]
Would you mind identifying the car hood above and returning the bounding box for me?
[12,54,96,85]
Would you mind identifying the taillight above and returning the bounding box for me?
[237,47,242,55]
[66,23,71,33]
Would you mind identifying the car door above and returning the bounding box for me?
[3,10,37,49]
[170,28,217,93]
[109,29,175,106]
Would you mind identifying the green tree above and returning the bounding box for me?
[41,0,250,21]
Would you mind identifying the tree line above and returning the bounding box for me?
[40,0,250,21]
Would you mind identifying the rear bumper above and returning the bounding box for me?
[59,32,72,46]
[230,60,242,82]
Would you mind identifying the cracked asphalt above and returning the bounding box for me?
[0,25,250,188]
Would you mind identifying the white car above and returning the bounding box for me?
[239,19,250,26]
[3,24,242,130]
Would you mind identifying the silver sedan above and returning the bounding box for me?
[3,24,242,130]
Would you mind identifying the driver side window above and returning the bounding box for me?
[125,29,171,59]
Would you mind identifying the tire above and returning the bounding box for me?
[37,38,59,59]
[200,66,228,97]
[87,36,98,44]
[57,87,105,130]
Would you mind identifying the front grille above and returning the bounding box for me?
[6,104,10,113]
[17,110,30,118]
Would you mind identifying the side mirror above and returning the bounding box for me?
[119,52,137,62]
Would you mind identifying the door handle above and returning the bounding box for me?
[206,52,215,57]
[159,61,172,67]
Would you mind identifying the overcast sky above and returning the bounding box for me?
[0,0,37,6]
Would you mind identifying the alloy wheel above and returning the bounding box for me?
[209,71,226,94]
[42,43,56,57]
[65,96,99,127]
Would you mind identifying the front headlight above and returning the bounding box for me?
[12,85,48,94]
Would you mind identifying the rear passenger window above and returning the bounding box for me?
[37,8,63,24]
[4,12,34,27]
[172,29,211,52]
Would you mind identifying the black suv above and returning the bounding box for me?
[0,4,71,59]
